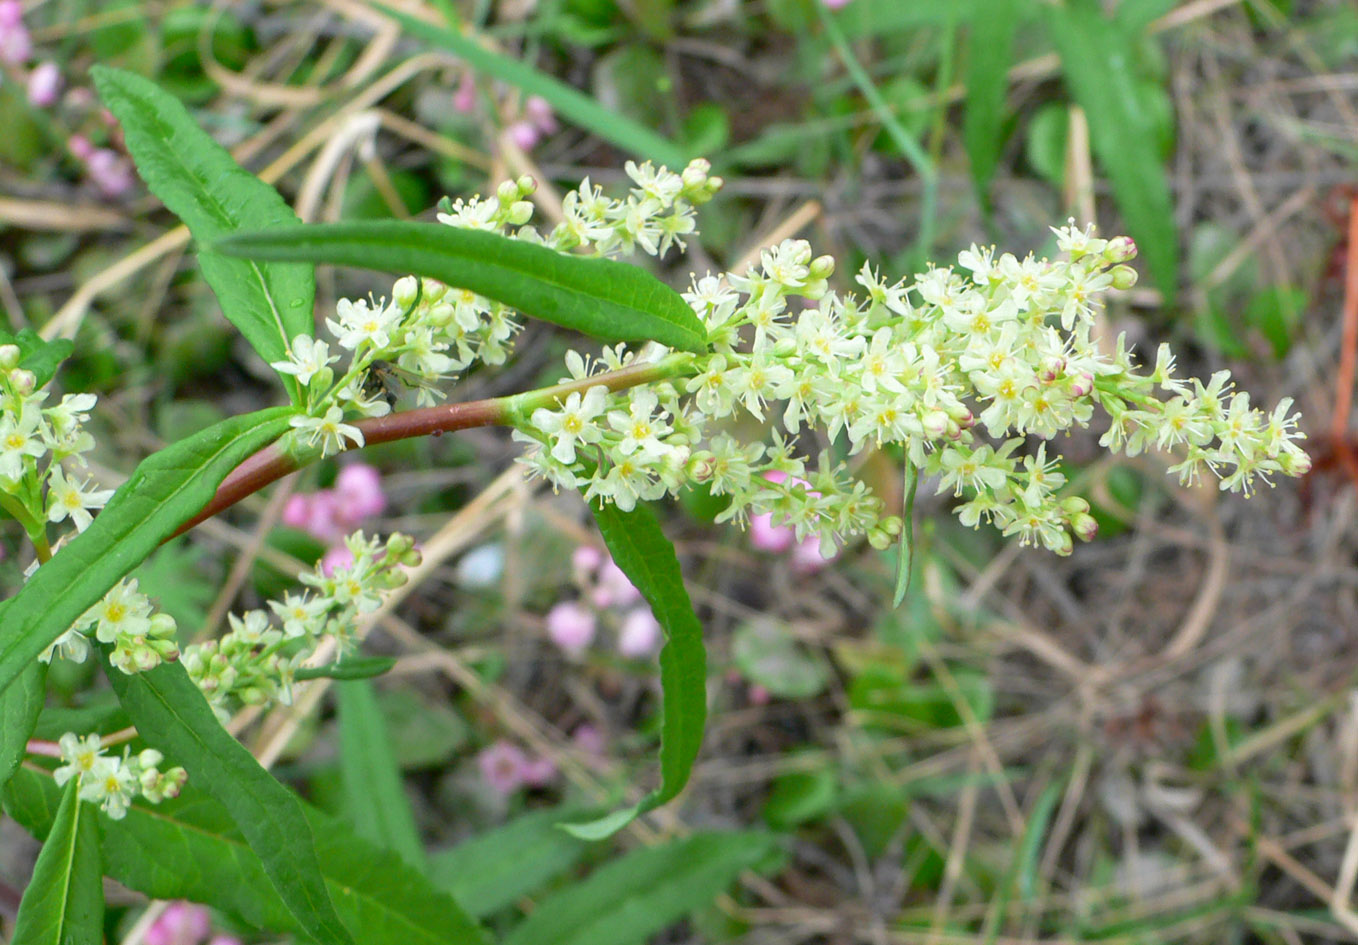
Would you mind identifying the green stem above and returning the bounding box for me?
[0,490,51,562]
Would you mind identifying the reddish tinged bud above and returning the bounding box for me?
[1109,265,1138,290]
[1071,513,1098,542]
[1105,236,1137,263]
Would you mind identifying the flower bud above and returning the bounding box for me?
[137,748,164,769]
[496,179,520,205]
[686,451,716,482]
[1038,356,1065,383]
[1279,449,1312,477]
[1109,265,1138,290]
[922,409,950,439]
[1104,236,1137,263]
[0,344,19,370]
[1066,372,1094,398]
[1060,496,1090,516]
[1071,512,1098,542]
[1050,530,1074,556]
[149,613,177,639]
[507,200,535,225]
[808,254,836,280]
[10,369,35,394]
[421,278,448,303]
[393,275,419,308]
[867,526,894,550]
[516,174,537,197]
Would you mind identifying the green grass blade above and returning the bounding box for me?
[215,221,709,354]
[962,0,1022,210]
[1046,0,1178,299]
[371,2,687,168]
[338,679,425,870]
[565,499,707,840]
[3,767,489,945]
[92,66,314,404]
[10,776,103,945]
[0,407,294,701]
[892,459,921,608]
[104,654,354,945]
[503,832,775,945]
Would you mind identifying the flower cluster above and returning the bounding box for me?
[505,193,1309,555]
[476,739,558,796]
[543,544,662,660]
[53,732,186,820]
[43,577,180,673]
[273,159,722,458]
[183,531,418,721]
[143,901,242,945]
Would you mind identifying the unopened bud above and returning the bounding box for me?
[10,369,35,394]
[393,276,419,308]
[426,302,456,328]
[686,451,717,482]
[1104,236,1137,263]
[922,409,950,439]
[496,179,520,205]
[1067,372,1094,398]
[0,344,19,370]
[1060,496,1090,516]
[1071,512,1098,542]
[149,613,177,638]
[1038,356,1065,383]
[421,278,448,303]
[868,527,893,550]
[1280,450,1312,477]
[507,200,535,225]
[1051,530,1074,556]
[808,255,836,280]
[1109,265,1138,290]
[516,174,537,197]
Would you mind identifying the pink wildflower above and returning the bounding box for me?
[67,134,94,161]
[453,71,476,113]
[572,724,605,756]
[791,535,837,573]
[334,462,386,523]
[749,511,795,554]
[0,2,30,66]
[320,543,355,578]
[86,148,134,197]
[748,683,771,706]
[477,740,528,795]
[571,544,603,582]
[545,601,596,657]
[506,120,539,151]
[26,61,61,107]
[520,755,557,788]
[617,607,662,659]
[524,96,558,135]
[145,902,210,945]
[823,0,853,8]
[0,1,21,28]
[591,560,642,609]
[207,938,243,945]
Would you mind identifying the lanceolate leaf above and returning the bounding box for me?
[0,654,46,791]
[1046,0,1178,299]
[565,500,706,840]
[503,832,776,945]
[103,654,353,945]
[371,3,688,168]
[10,775,103,945]
[215,222,710,354]
[3,767,489,945]
[91,66,314,403]
[0,407,294,701]
[338,680,425,870]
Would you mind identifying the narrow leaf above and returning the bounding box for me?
[503,832,775,945]
[566,500,706,840]
[0,654,46,791]
[103,655,353,945]
[0,408,294,700]
[10,775,103,945]
[1046,0,1178,299]
[91,66,314,402]
[962,0,1021,207]
[3,767,489,945]
[214,222,709,354]
[371,3,687,168]
[892,459,921,608]
[337,680,424,870]
[296,655,397,681]
[427,806,591,918]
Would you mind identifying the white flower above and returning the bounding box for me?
[290,406,364,456]
[271,335,337,388]
[269,593,328,639]
[54,733,107,787]
[87,579,152,644]
[0,405,48,482]
[45,464,113,532]
[532,386,607,465]
[625,160,684,205]
[327,297,399,351]
[607,389,672,461]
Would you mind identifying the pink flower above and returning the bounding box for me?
[749,512,795,554]
[334,462,386,523]
[0,19,30,65]
[571,544,603,582]
[748,683,771,706]
[26,61,61,107]
[572,724,605,756]
[520,755,557,787]
[320,543,355,577]
[617,607,662,659]
[282,493,314,531]
[0,1,22,28]
[453,71,476,113]
[790,534,837,573]
[545,601,596,656]
[67,134,94,161]
[524,96,558,135]
[477,740,528,795]
[207,938,243,945]
[145,902,210,945]
[591,560,642,609]
[506,120,539,152]
[823,0,853,8]
[86,148,134,197]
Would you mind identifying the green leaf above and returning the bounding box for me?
[103,655,353,945]
[10,775,103,945]
[427,806,591,918]
[892,458,921,608]
[337,680,424,870]
[3,767,490,945]
[371,3,687,168]
[214,222,709,354]
[0,407,294,700]
[295,656,398,681]
[1046,0,1178,299]
[565,500,707,840]
[0,625,45,791]
[732,620,828,700]
[962,0,1021,207]
[0,328,74,388]
[502,832,776,945]
[91,66,314,403]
